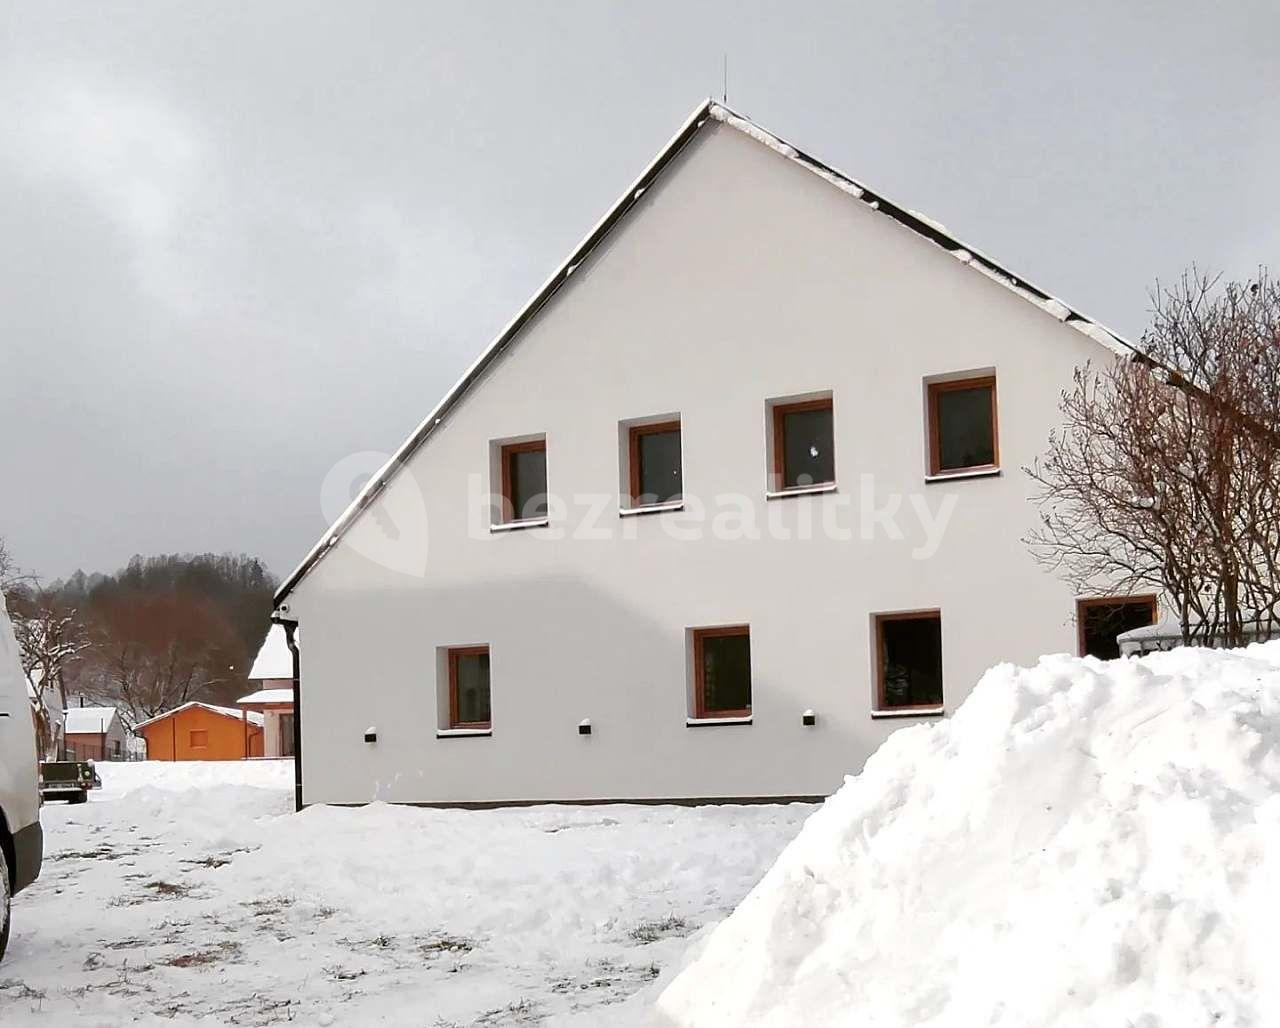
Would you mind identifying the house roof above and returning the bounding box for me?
[64,706,121,735]
[236,688,293,706]
[134,701,265,731]
[274,98,1139,607]
[247,624,294,680]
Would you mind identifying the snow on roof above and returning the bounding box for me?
[236,688,293,706]
[64,706,120,735]
[134,701,264,731]
[273,98,1138,608]
[248,624,294,680]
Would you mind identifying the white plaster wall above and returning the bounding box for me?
[263,711,281,758]
[289,122,1115,805]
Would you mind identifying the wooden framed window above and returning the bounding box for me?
[1076,596,1157,660]
[772,397,835,490]
[692,626,752,718]
[628,419,683,507]
[448,645,492,729]
[927,375,998,475]
[499,439,548,523]
[874,611,944,711]
[189,729,209,748]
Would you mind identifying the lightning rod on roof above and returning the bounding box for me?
[722,53,728,103]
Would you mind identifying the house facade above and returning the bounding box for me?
[275,101,1152,808]
[237,624,296,759]
[63,705,131,761]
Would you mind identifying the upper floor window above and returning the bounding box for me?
[627,419,683,508]
[691,625,752,720]
[874,610,944,713]
[769,395,835,492]
[498,438,548,523]
[448,645,492,730]
[927,374,998,476]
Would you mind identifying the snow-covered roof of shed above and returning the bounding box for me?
[274,98,1139,607]
[134,701,264,731]
[236,688,293,706]
[64,706,120,735]
[247,624,293,680]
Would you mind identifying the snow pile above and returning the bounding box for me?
[95,756,293,797]
[656,643,1280,1027]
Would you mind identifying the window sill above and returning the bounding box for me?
[619,500,684,517]
[436,728,493,738]
[686,716,753,727]
[489,517,550,533]
[765,482,837,500]
[924,467,1001,484]
[870,707,945,719]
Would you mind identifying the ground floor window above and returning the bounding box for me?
[692,626,752,718]
[874,610,944,711]
[189,729,208,748]
[448,645,492,729]
[1077,596,1157,659]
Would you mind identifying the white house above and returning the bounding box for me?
[273,100,1155,808]
[63,705,132,761]
[236,624,296,759]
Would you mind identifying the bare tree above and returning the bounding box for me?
[1027,268,1280,647]
[1,538,90,756]
[0,537,29,594]
[10,592,90,758]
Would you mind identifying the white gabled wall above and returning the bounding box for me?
[289,122,1113,805]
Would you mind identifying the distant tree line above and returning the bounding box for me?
[2,545,277,748]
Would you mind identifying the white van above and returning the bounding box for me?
[0,592,42,960]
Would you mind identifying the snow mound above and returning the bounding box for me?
[656,643,1280,1027]
[95,758,293,797]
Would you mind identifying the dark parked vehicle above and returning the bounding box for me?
[38,760,101,804]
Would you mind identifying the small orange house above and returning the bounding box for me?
[136,702,264,761]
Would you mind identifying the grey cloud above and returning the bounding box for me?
[1,0,1276,581]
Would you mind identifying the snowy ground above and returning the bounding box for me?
[0,761,812,1026]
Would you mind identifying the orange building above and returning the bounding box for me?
[136,702,264,761]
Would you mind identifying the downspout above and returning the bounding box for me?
[272,614,303,813]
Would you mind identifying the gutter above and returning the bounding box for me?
[271,614,303,813]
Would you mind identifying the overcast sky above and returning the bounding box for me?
[2,1,1277,584]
